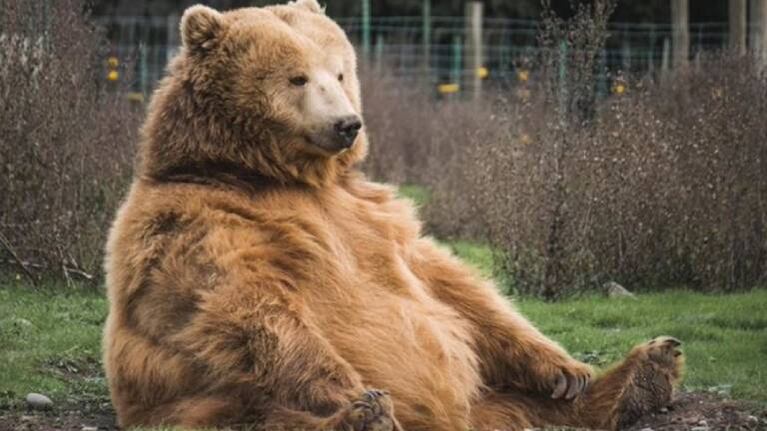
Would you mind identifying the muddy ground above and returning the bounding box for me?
[0,392,765,430]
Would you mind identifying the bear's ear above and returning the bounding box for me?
[290,0,325,14]
[180,5,225,51]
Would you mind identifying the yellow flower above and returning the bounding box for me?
[517,69,529,82]
[438,83,460,94]
[107,56,119,68]
[107,70,119,81]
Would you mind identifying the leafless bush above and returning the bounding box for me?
[361,6,767,298]
[0,0,140,284]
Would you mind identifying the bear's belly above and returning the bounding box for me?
[311,271,481,428]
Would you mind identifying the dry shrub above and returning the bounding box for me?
[361,11,767,298]
[361,70,505,240]
[0,0,140,284]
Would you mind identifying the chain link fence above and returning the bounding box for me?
[94,14,737,94]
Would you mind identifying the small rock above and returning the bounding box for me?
[12,317,32,327]
[25,393,53,410]
[690,427,708,431]
[640,428,654,431]
[746,415,759,427]
[81,426,98,431]
[698,420,708,426]
[604,281,637,299]
[659,407,669,414]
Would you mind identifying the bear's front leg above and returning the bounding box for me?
[407,238,592,399]
[265,389,403,431]
[170,281,406,430]
[494,324,593,399]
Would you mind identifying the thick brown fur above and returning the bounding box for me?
[103,2,684,430]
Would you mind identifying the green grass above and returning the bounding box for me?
[397,183,431,208]
[0,279,108,408]
[444,239,496,278]
[1,271,766,410]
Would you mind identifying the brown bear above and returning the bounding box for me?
[102,1,684,430]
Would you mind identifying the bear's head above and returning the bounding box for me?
[138,0,367,188]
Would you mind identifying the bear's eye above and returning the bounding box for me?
[338,73,344,82]
[289,76,308,87]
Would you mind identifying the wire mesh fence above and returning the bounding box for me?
[93,15,737,94]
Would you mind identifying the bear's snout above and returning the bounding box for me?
[332,115,362,149]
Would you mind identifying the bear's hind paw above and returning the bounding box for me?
[616,336,684,429]
[339,389,400,431]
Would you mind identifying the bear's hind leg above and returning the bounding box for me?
[469,337,683,431]
[578,336,684,430]
[469,392,536,431]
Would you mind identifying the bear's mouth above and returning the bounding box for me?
[303,133,354,156]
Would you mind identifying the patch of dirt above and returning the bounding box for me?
[626,392,767,431]
[40,357,103,382]
[0,392,764,430]
[0,401,115,431]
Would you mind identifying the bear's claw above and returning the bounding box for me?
[546,360,593,400]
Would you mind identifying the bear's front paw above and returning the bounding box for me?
[339,389,402,431]
[535,357,594,400]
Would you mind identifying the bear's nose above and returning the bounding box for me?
[333,115,362,147]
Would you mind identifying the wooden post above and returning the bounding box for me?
[757,0,767,63]
[463,1,483,100]
[361,0,371,61]
[749,0,760,52]
[730,0,747,55]
[661,37,671,80]
[671,0,689,68]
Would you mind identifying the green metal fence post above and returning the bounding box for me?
[597,49,608,98]
[140,43,149,96]
[451,35,462,87]
[648,23,656,71]
[622,41,632,71]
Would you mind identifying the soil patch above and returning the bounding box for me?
[626,392,767,431]
[0,392,764,430]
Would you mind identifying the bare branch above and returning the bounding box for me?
[0,231,38,286]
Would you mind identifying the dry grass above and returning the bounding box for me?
[2,0,765,297]
[361,2,767,298]
[0,0,141,283]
